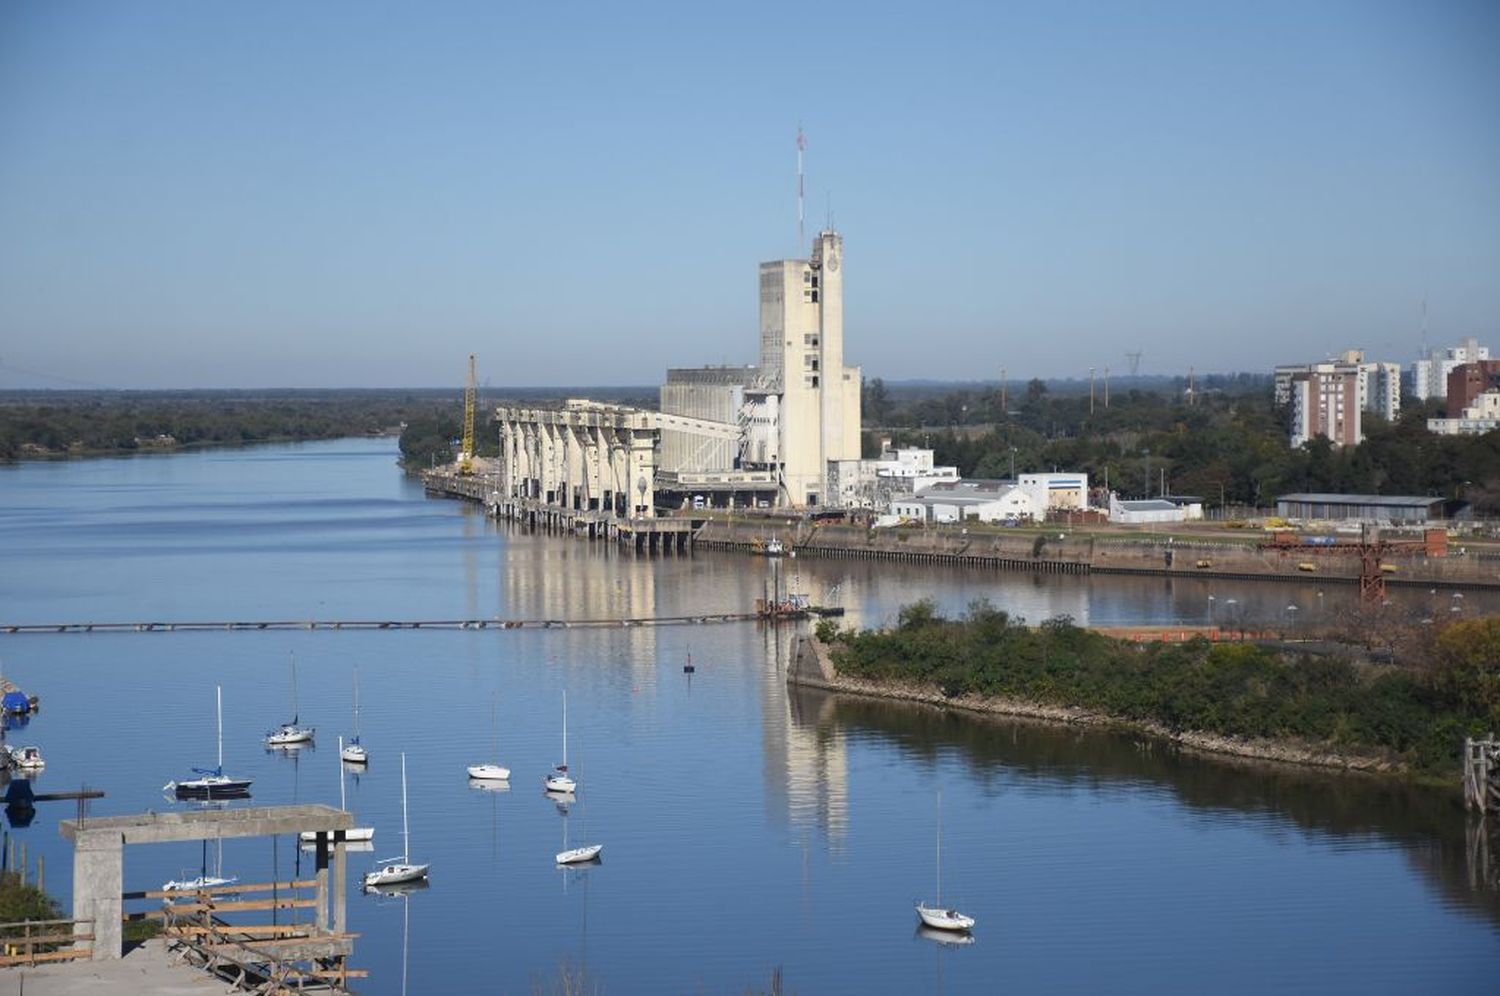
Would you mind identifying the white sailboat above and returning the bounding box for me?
[340,667,368,764]
[543,690,576,794]
[266,654,314,746]
[302,736,375,844]
[363,752,429,888]
[554,793,602,866]
[163,837,236,893]
[165,686,252,799]
[467,696,510,782]
[915,790,975,932]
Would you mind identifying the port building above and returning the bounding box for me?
[1274,493,1448,524]
[495,230,861,516]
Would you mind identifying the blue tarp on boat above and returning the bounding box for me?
[2,691,32,714]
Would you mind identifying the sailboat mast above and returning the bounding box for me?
[562,691,568,770]
[400,751,410,859]
[936,789,943,906]
[216,685,224,771]
[338,736,347,810]
[353,667,361,737]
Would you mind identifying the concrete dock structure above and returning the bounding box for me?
[60,804,352,963]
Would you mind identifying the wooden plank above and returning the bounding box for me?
[136,879,316,900]
[0,918,91,929]
[0,948,92,966]
[162,897,318,915]
[168,923,318,937]
[0,931,94,945]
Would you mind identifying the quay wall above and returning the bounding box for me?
[419,472,1498,590]
[694,519,1499,590]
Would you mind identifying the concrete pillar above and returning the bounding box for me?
[73,832,122,961]
[333,838,347,934]
[314,833,330,932]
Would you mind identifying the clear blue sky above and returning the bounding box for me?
[1,1,1496,389]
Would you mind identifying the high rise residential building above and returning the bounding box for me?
[1277,349,1399,445]
[1413,337,1490,401]
[1289,364,1362,447]
[1446,359,1500,414]
[1428,389,1500,436]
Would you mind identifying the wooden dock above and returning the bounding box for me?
[1465,737,1500,816]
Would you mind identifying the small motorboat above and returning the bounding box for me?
[6,745,44,770]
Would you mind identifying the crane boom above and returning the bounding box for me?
[459,354,476,475]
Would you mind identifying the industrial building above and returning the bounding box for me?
[1017,473,1090,513]
[891,480,1039,524]
[496,231,861,517]
[1274,493,1448,524]
[657,229,861,508]
[828,442,959,509]
[1107,494,1192,524]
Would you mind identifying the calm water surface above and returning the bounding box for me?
[1,439,1496,994]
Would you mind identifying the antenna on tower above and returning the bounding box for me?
[796,125,806,251]
[1125,351,1143,376]
[1420,293,1428,358]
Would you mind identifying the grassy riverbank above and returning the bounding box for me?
[815,602,1500,779]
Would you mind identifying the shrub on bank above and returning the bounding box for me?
[820,600,1495,777]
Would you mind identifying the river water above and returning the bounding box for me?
[1,438,1496,994]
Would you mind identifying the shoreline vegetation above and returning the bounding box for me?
[0,391,451,464]
[807,601,1500,783]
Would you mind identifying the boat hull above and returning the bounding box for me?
[467,764,511,781]
[170,778,252,800]
[300,826,375,843]
[267,726,315,746]
[556,844,602,865]
[916,904,975,931]
[363,862,429,888]
[340,745,368,764]
[544,774,576,793]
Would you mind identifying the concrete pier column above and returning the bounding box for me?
[73,832,122,961]
[332,838,347,934]
[314,833,330,932]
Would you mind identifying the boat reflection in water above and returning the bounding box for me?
[368,877,427,996]
[917,924,977,947]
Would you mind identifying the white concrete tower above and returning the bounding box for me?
[759,230,861,506]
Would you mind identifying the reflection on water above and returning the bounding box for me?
[787,683,1500,927]
[3,439,1498,993]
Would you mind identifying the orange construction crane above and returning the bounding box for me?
[458,354,476,475]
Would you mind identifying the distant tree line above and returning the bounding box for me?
[860,376,1500,512]
[0,391,457,464]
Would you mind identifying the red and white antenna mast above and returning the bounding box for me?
[796,125,806,251]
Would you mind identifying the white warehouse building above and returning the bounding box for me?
[892,480,1039,524]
